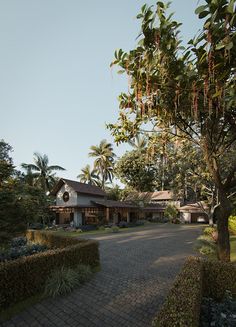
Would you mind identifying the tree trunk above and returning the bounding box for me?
[216,189,231,262]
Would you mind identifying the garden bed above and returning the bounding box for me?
[0,230,100,310]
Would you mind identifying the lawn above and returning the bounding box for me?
[50,223,156,238]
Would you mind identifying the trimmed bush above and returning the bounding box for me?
[203,259,236,301]
[0,231,99,309]
[152,257,236,327]
[152,257,203,327]
[26,230,84,248]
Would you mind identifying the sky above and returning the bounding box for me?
[0,0,204,181]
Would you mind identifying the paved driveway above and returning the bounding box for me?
[1,224,202,327]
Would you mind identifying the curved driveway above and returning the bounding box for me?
[1,224,202,327]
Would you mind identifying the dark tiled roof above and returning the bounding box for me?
[126,190,175,202]
[92,200,138,209]
[179,202,208,212]
[50,178,106,197]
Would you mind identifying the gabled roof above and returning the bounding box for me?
[92,200,138,209]
[50,178,106,197]
[126,190,175,202]
[179,202,208,213]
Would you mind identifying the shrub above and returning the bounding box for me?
[26,230,84,248]
[203,226,216,237]
[200,291,236,327]
[229,215,236,235]
[194,235,217,258]
[119,221,128,228]
[111,226,119,233]
[76,264,93,284]
[11,237,27,247]
[0,243,48,262]
[0,231,100,309]
[44,266,81,297]
[203,260,236,301]
[164,204,179,223]
[152,257,203,327]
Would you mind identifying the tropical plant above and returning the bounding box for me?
[44,266,81,297]
[77,164,99,185]
[128,134,148,152]
[109,0,236,261]
[89,140,115,189]
[21,153,65,192]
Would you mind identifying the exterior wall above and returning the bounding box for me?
[181,212,191,223]
[74,210,82,227]
[56,184,78,206]
[76,194,105,205]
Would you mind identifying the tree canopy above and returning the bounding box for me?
[109,0,236,261]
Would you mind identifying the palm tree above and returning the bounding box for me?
[77,164,99,185]
[21,152,65,192]
[128,134,147,151]
[89,140,115,189]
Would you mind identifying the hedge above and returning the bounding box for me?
[152,257,203,327]
[0,231,100,309]
[203,259,236,301]
[26,230,86,248]
[152,257,236,327]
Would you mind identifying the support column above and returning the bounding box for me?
[127,211,130,223]
[106,208,110,223]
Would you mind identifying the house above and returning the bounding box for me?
[126,190,181,221]
[50,179,140,227]
[179,202,209,223]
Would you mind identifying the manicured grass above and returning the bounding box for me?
[230,235,236,262]
[49,223,158,238]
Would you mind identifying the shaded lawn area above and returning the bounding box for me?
[231,235,236,262]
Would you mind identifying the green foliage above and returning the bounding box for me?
[110,0,236,261]
[229,215,236,235]
[77,164,99,185]
[76,264,93,284]
[21,152,65,192]
[0,242,48,262]
[152,257,236,326]
[200,291,236,327]
[0,231,100,309]
[26,230,83,248]
[164,204,178,222]
[111,226,119,233]
[115,150,157,192]
[195,235,217,258]
[203,226,217,237]
[44,266,81,297]
[152,257,203,327]
[203,260,236,301]
[0,140,14,185]
[88,139,115,189]
[0,184,28,246]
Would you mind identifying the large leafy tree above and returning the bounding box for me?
[115,150,157,192]
[22,153,65,192]
[89,139,116,189]
[77,164,99,185]
[0,140,15,186]
[109,0,236,261]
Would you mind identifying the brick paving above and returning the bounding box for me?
[1,224,202,327]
